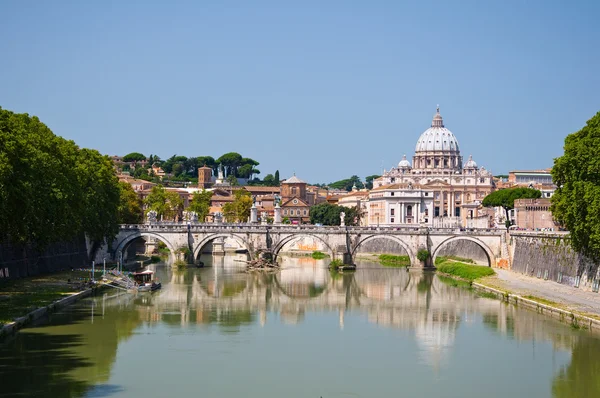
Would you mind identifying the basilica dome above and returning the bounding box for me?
[398,154,411,169]
[464,155,477,169]
[414,107,460,153]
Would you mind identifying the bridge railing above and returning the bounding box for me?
[118,223,505,235]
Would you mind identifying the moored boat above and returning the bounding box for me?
[133,270,162,292]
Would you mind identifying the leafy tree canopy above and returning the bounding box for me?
[0,107,121,248]
[122,152,146,162]
[222,189,252,222]
[365,175,381,190]
[309,203,363,226]
[118,182,143,224]
[551,111,600,260]
[328,175,365,191]
[188,190,213,222]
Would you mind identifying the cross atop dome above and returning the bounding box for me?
[431,105,444,128]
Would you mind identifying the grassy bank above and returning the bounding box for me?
[0,270,103,325]
[311,251,328,259]
[435,256,495,281]
[379,254,411,267]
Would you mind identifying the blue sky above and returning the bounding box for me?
[1,0,599,183]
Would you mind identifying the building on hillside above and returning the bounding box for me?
[371,107,495,227]
[280,175,311,224]
[119,176,156,192]
[513,198,557,230]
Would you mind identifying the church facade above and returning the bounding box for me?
[369,108,495,227]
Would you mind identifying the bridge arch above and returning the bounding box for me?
[193,233,252,261]
[114,231,177,263]
[351,235,416,266]
[431,236,496,267]
[272,234,336,260]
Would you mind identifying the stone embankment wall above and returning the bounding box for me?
[0,236,89,280]
[510,234,600,292]
[355,239,408,256]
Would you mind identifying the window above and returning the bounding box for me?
[391,209,395,216]
[455,208,461,217]
[425,209,429,216]
[391,192,395,196]
[391,177,395,183]
[284,210,288,215]
[480,178,485,183]
[303,210,307,216]
[292,187,297,195]
[434,207,440,217]
[406,205,412,216]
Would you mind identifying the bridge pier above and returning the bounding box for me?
[212,238,226,256]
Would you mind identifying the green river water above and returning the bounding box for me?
[0,255,598,398]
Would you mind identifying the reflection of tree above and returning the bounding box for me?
[0,299,141,398]
[552,337,600,398]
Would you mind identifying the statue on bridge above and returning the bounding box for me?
[340,211,345,227]
[147,210,157,224]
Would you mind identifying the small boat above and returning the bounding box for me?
[196,261,205,268]
[132,270,162,292]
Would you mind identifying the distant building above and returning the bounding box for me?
[198,165,213,189]
[514,198,557,230]
[280,175,311,224]
[337,186,370,226]
[371,107,495,227]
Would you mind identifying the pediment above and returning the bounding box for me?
[280,197,310,207]
[423,179,452,187]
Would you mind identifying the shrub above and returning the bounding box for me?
[150,255,161,263]
[436,262,495,281]
[417,249,430,262]
[329,259,343,269]
[312,251,328,259]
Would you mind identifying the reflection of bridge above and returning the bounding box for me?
[101,224,508,267]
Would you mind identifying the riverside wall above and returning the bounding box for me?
[0,236,89,280]
[510,233,600,292]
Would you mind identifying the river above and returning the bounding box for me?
[0,255,598,398]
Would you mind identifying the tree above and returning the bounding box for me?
[328,175,364,191]
[365,174,381,190]
[482,187,541,226]
[274,170,280,186]
[217,152,243,177]
[263,174,275,186]
[165,191,184,221]
[144,185,168,220]
[0,107,121,249]
[118,182,143,224]
[188,190,213,222]
[551,111,600,260]
[309,203,362,226]
[222,189,252,222]
[122,152,146,162]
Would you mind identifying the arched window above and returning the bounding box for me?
[407,205,413,217]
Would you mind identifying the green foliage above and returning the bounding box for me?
[436,260,495,281]
[309,203,363,226]
[122,152,146,162]
[274,170,280,185]
[222,189,253,222]
[312,251,328,259]
[144,185,183,221]
[441,255,475,264]
[188,190,213,222]
[174,259,188,269]
[378,254,411,267]
[150,255,161,263]
[226,175,239,186]
[328,175,364,191]
[282,216,291,224]
[217,152,243,177]
[0,107,121,247]
[417,249,430,262]
[175,246,191,255]
[329,259,343,269]
[482,187,541,222]
[551,111,600,260]
[117,182,143,224]
[365,174,381,190]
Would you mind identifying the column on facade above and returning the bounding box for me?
[440,191,445,218]
[416,202,420,223]
[401,202,405,224]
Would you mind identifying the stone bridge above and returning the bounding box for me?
[101,223,508,268]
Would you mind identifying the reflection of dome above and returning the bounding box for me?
[398,154,411,169]
[464,155,477,169]
[415,107,460,153]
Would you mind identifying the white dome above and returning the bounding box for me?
[464,155,477,168]
[414,108,460,153]
[398,154,411,169]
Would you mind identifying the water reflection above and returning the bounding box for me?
[1,256,599,398]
